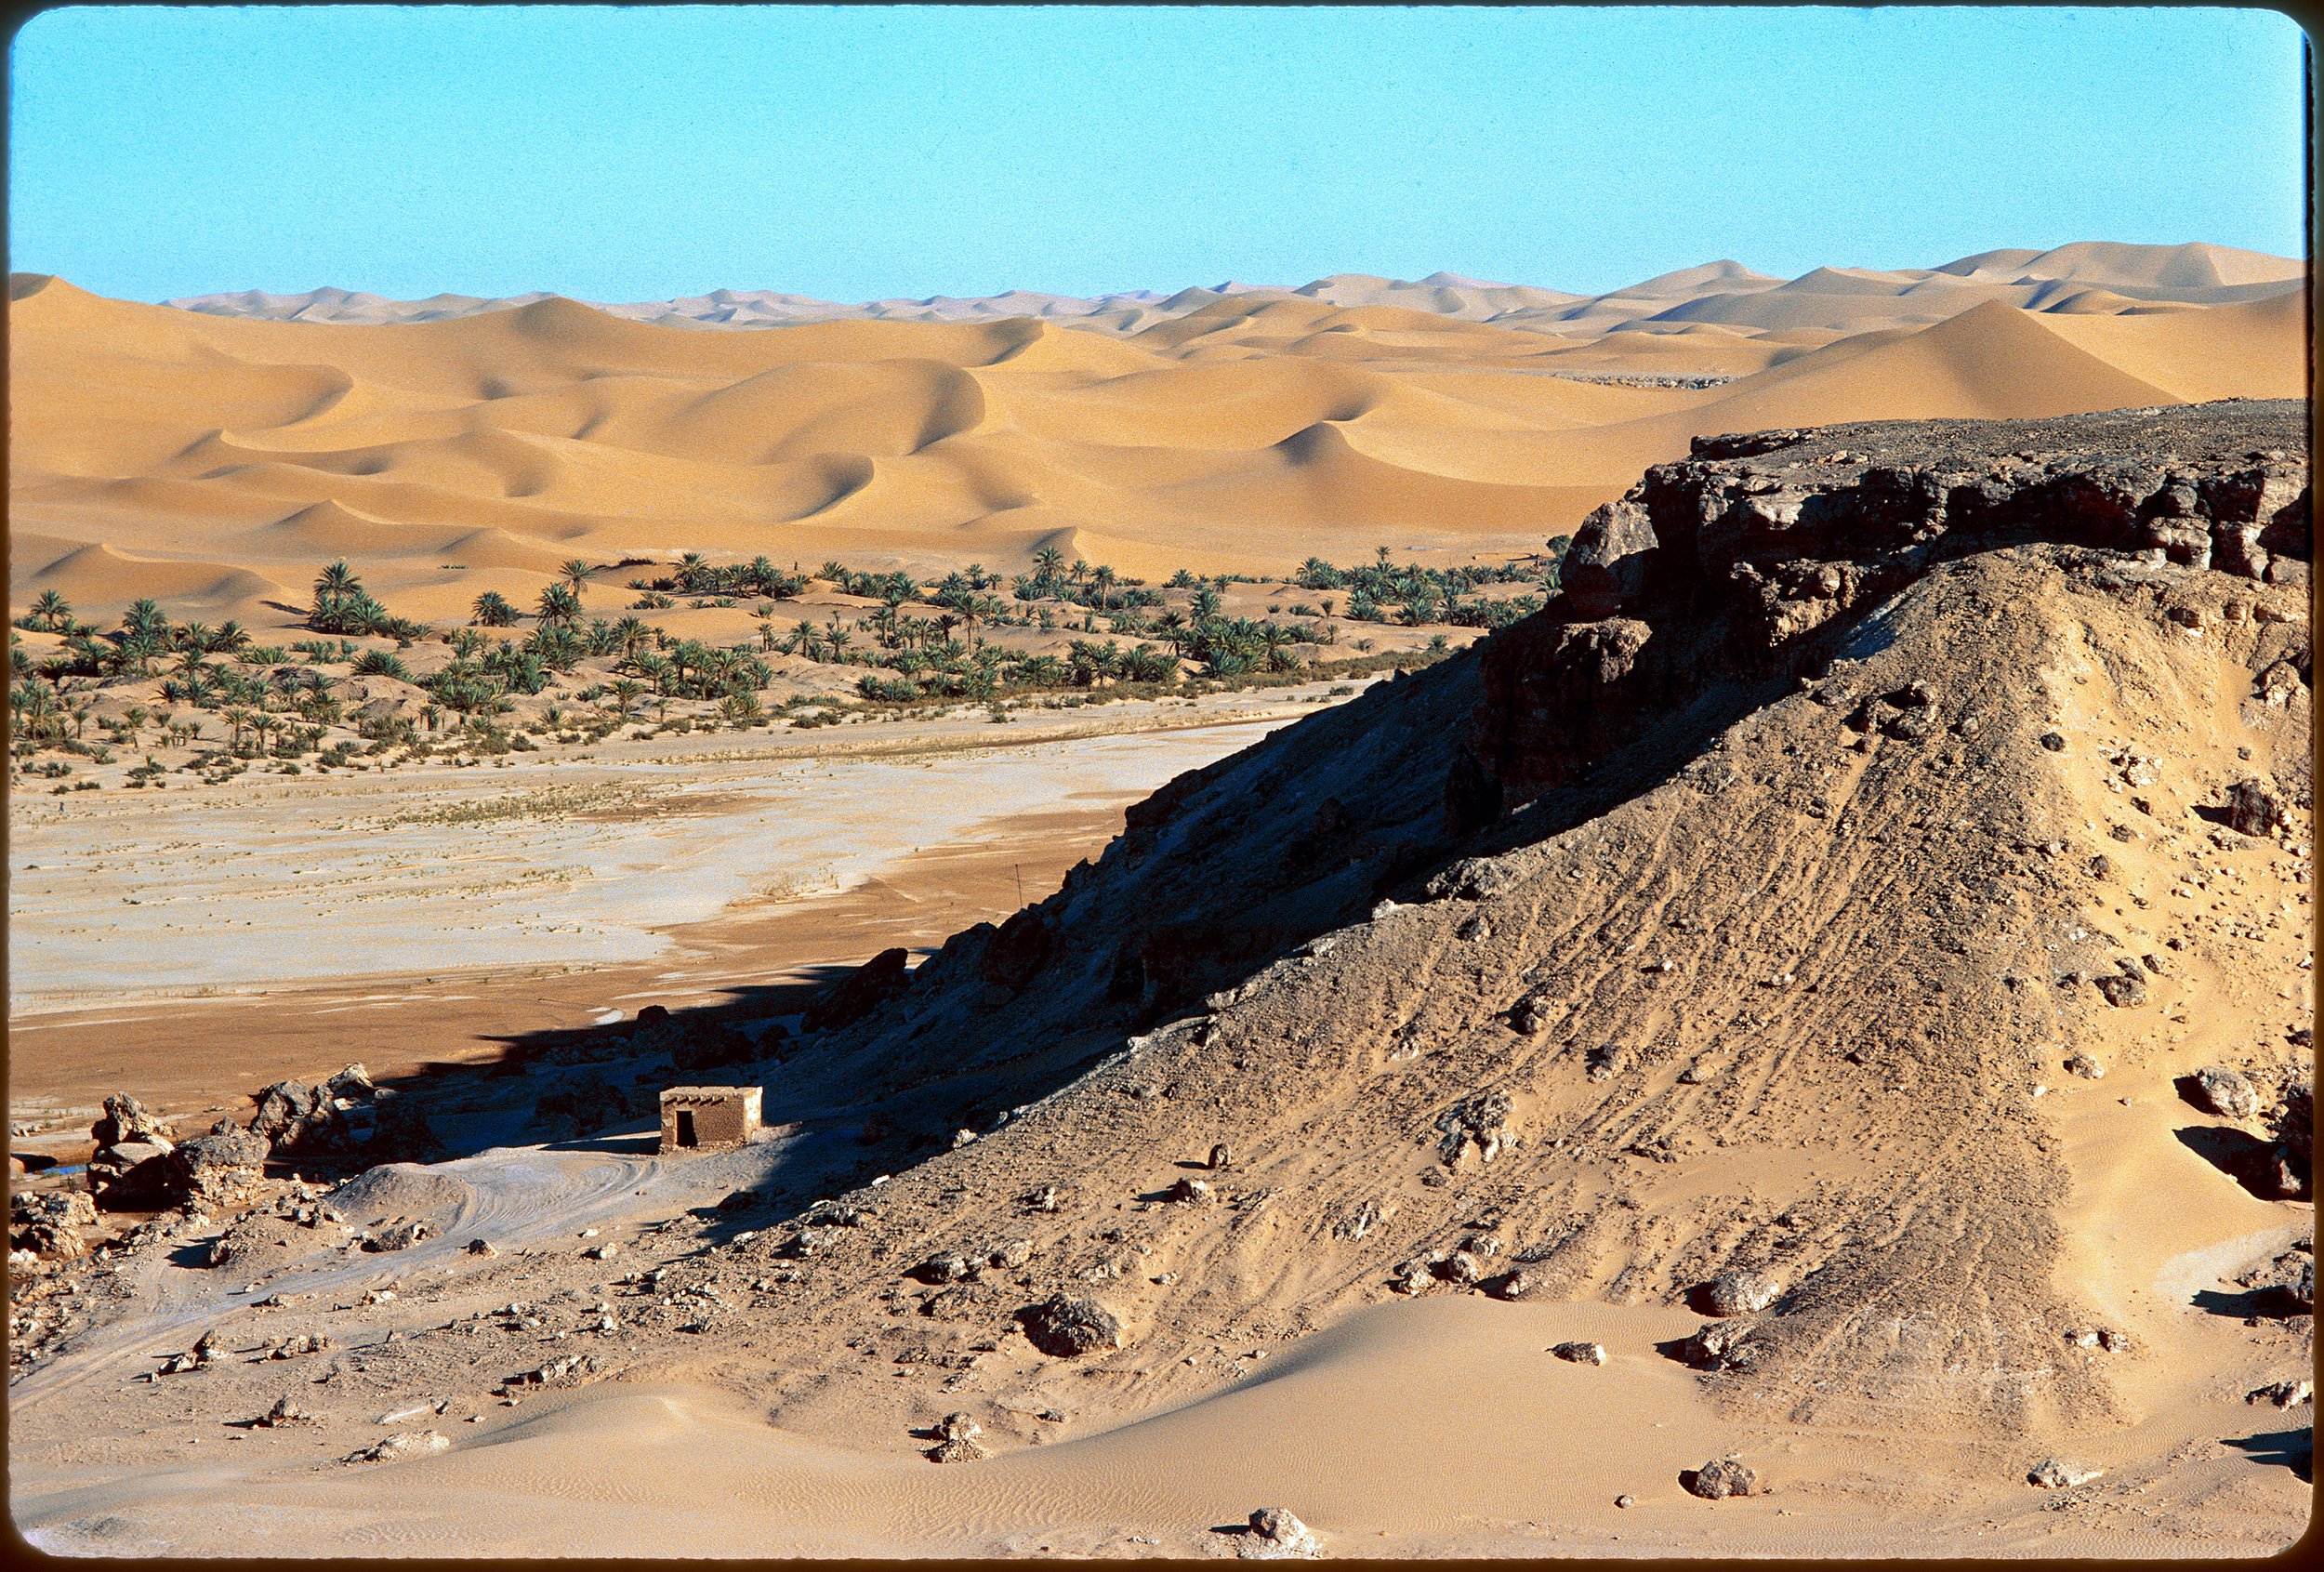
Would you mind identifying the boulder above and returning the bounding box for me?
[1684,1320,1765,1372]
[9,1190,97,1258]
[2093,962,2146,1008]
[1207,1143,1235,1171]
[1019,1295,1123,1358]
[91,1092,176,1152]
[1685,1457,1758,1499]
[2027,1458,2102,1489]
[165,1130,271,1209]
[1165,1177,1212,1205]
[1551,1341,1607,1366]
[2189,1066,2260,1120]
[1238,1508,1319,1559]
[1702,1269,1782,1316]
[2225,779,2292,838]
[926,1411,987,1463]
[254,1396,317,1427]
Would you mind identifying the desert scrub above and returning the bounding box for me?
[376,783,656,829]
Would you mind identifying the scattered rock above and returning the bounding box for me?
[265,1333,329,1360]
[1551,1341,1606,1366]
[2064,1052,2105,1080]
[2248,1380,2312,1408]
[1207,1143,1235,1171]
[1019,1296,1123,1358]
[2027,1458,2101,1489]
[1165,1177,1213,1205]
[1510,1000,1548,1036]
[1615,1494,1634,1509]
[254,1396,317,1428]
[465,1238,495,1257]
[2038,732,2067,753]
[1685,1457,1758,1499]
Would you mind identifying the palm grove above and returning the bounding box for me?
[10,540,1565,788]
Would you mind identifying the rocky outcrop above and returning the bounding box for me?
[1456,403,2308,826]
[805,947,912,1031]
[247,1064,402,1158]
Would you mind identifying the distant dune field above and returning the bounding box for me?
[7,242,2305,625]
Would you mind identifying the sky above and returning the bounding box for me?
[7,5,2311,302]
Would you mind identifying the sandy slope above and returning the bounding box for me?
[10,245,2305,621]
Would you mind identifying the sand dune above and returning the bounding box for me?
[8,250,2307,619]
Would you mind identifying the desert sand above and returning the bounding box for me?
[9,243,2306,625]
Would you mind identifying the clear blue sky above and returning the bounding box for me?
[8,5,2310,302]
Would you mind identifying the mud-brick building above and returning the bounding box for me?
[659,1086,762,1152]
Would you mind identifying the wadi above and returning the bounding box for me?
[7,244,2313,1557]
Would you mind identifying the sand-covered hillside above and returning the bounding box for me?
[8,244,2305,627]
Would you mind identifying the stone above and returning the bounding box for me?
[1702,1269,1782,1316]
[2038,732,2067,753]
[1019,1295,1123,1358]
[2093,962,2146,1008]
[1683,1321,1765,1372]
[465,1238,495,1257]
[2064,1052,2105,1080]
[1551,1341,1606,1366]
[1208,1143,1235,1171]
[343,1430,451,1466]
[2225,779,2292,838]
[255,1396,317,1427]
[1511,1000,1548,1036]
[2027,1458,2102,1489]
[1238,1507,1318,1559]
[2190,1066,2260,1119]
[1686,1457,1758,1499]
[986,1238,1034,1271]
[927,1411,989,1463]
[266,1333,329,1359]
[1165,1177,1213,1205]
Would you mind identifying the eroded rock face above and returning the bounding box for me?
[805,947,911,1031]
[1457,403,2310,827]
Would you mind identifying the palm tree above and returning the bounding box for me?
[557,559,596,600]
[212,620,252,654]
[1090,564,1118,611]
[609,679,644,718]
[1032,546,1064,583]
[471,590,519,627]
[1067,558,1089,587]
[28,591,71,631]
[753,604,781,652]
[614,615,653,661]
[535,583,582,629]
